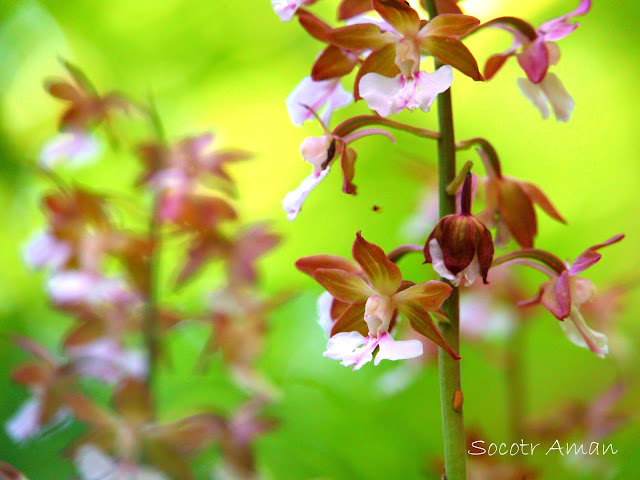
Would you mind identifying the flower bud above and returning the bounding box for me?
[423,175,494,286]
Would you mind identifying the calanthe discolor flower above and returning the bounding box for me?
[297,232,457,370]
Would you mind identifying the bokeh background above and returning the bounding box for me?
[1,0,639,479]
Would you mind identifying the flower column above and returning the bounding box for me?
[423,1,467,479]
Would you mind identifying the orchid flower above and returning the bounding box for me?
[45,59,130,131]
[485,0,591,84]
[65,379,221,479]
[328,1,482,116]
[484,0,591,121]
[139,133,252,216]
[75,445,169,480]
[424,174,494,287]
[23,231,72,271]
[283,111,395,220]
[5,337,73,442]
[212,400,276,480]
[494,234,624,357]
[297,232,456,370]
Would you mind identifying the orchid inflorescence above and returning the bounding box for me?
[273,1,627,476]
[8,60,282,480]
[272,0,622,366]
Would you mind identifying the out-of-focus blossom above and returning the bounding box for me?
[459,294,513,340]
[39,131,100,169]
[580,280,639,362]
[5,337,74,442]
[403,189,439,240]
[0,462,30,480]
[424,174,494,286]
[23,231,72,270]
[140,133,251,222]
[66,379,221,479]
[286,76,352,126]
[47,271,138,307]
[213,400,276,480]
[67,339,146,384]
[297,232,456,369]
[45,59,131,131]
[75,444,169,480]
[177,223,280,288]
[5,397,69,443]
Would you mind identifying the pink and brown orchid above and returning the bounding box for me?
[297,231,457,370]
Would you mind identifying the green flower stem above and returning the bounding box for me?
[143,96,166,420]
[424,2,468,479]
[506,319,527,442]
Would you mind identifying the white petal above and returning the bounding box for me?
[48,271,94,304]
[374,333,423,365]
[5,398,41,442]
[461,253,481,287]
[560,307,608,358]
[23,231,71,270]
[271,0,304,22]
[287,77,331,126]
[324,332,378,370]
[428,239,457,283]
[359,73,404,117]
[68,340,147,383]
[323,331,366,360]
[48,272,137,306]
[317,292,335,337]
[39,132,99,169]
[517,77,550,119]
[539,73,575,122]
[282,168,329,221]
[414,66,454,112]
[75,445,118,480]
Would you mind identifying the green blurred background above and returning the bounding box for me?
[0,0,639,478]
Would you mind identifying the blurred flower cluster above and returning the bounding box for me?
[8,61,283,480]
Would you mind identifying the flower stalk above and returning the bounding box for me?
[423,2,467,479]
[142,97,166,420]
[505,319,527,443]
